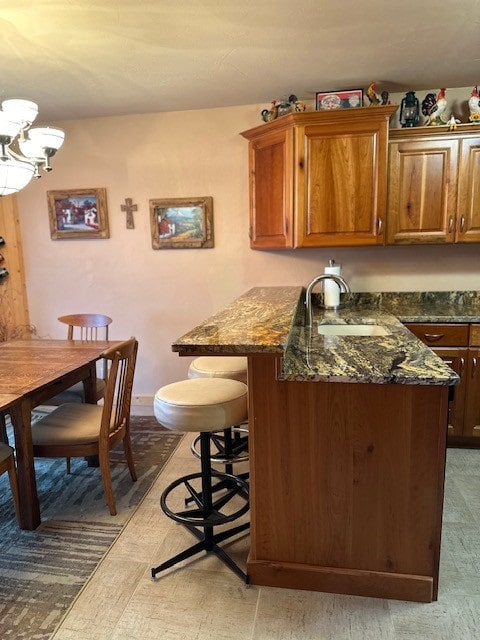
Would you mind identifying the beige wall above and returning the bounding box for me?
[16,92,480,403]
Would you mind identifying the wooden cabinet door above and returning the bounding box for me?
[464,349,480,438]
[432,348,468,439]
[247,127,294,249]
[456,137,480,243]
[295,120,387,247]
[387,138,458,244]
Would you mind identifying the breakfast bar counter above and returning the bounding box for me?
[172,287,468,602]
[173,286,460,385]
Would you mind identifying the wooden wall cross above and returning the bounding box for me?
[121,198,138,229]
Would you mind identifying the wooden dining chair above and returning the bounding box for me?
[0,414,8,444]
[46,314,113,406]
[31,337,138,516]
[0,442,21,526]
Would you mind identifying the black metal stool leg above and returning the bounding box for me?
[152,431,249,583]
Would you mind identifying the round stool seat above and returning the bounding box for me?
[188,356,248,384]
[154,378,248,433]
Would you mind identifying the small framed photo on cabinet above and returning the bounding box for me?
[316,89,363,111]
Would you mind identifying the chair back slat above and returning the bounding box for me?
[59,314,112,380]
[99,338,138,446]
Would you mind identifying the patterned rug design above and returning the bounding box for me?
[0,413,181,639]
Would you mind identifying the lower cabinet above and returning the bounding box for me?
[405,323,480,446]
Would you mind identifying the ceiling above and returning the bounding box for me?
[1,0,479,122]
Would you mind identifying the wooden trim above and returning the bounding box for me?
[240,105,398,141]
[390,122,480,140]
[247,560,434,603]
[0,195,30,338]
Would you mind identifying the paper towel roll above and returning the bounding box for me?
[324,264,341,308]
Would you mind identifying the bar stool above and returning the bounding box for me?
[151,377,250,582]
[188,357,249,473]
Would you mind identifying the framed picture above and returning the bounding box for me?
[149,196,214,250]
[47,188,110,239]
[316,89,363,111]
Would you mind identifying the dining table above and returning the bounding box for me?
[0,338,122,529]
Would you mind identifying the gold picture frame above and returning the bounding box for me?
[47,188,110,239]
[149,196,214,250]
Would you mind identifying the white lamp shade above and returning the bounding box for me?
[0,157,35,196]
[28,127,65,151]
[0,112,22,140]
[1,99,38,126]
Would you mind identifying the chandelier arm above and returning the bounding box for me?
[7,146,45,167]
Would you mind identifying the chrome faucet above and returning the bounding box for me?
[305,274,351,328]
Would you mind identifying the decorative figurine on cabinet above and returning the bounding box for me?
[447,115,461,131]
[289,94,306,112]
[276,97,292,117]
[366,82,381,106]
[468,86,480,122]
[421,93,436,119]
[423,88,448,126]
[399,91,420,127]
[261,94,306,122]
[381,90,390,105]
[261,100,278,122]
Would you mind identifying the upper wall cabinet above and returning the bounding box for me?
[387,126,480,244]
[241,106,397,250]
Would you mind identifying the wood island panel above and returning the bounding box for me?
[247,356,449,602]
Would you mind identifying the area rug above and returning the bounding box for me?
[0,412,182,639]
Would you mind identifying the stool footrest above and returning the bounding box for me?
[161,471,249,527]
[191,427,249,465]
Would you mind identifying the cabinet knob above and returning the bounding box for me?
[377,217,383,235]
[448,217,454,233]
[460,215,465,232]
[473,357,478,377]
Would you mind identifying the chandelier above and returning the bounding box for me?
[0,98,65,196]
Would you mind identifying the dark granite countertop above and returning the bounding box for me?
[172,287,480,385]
[172,286,303,355]
[342,291,480,323]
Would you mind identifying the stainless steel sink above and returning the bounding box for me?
[317,324,390,337]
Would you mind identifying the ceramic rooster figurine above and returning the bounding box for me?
[260,100,278,123]
[424,88,448,126]
[366,82,381,106]
[468,86,480,123]
[421,93,436,117]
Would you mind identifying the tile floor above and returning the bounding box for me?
[51,425,480,640]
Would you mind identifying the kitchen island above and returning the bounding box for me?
[173,287,462,602]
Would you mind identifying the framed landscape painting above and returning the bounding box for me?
[149,196,214,250]
[47,188,110,239]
